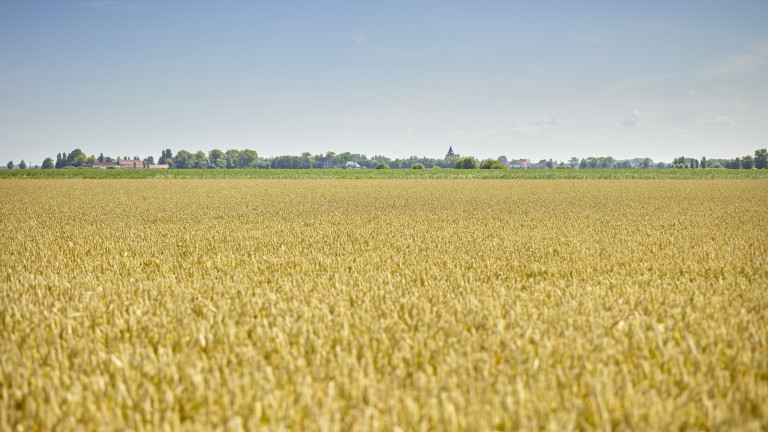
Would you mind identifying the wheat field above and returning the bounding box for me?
[1,180,766,431]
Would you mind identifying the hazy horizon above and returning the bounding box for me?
[2,0,767,166]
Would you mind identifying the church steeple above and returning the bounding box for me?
[447,146,454,157]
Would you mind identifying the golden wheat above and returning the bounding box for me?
[1,179,766,431]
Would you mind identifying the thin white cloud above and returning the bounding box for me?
[374,46,401,55]
[622,109,641,130]
[526,115,559,127]
[698,115,735,126]
[352,34,365,45]
[717,84,743,96]
[510,126,539,134]
[602,75,673,96]
[86,1,153,10]
[0,68,36,80]
[700,45,768,79]
[575,33,607,46]
[663,111,689,122]
[385,100,427,115]
[689,88,703,96]
[447,129,494,138]
[508,116,559,134]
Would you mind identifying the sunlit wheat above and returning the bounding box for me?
[1,179,766,430]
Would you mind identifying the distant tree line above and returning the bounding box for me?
[7,148,768,170]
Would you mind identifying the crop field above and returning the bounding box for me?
[1,179,767,431]
[2,168,768,180]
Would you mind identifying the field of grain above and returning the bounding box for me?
[1,180,766,431]
[3,168,768,180]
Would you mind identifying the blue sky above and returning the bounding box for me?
[2,0,767,166]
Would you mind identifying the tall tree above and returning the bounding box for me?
[158,149,173,166]
[754,148,768,169]
[208,149,226,169]
[173,150,194,169]
[193,151,207,169]
[701,156,707,168]
[6,161,13,169]
[66,149,85,166]
[741,155,754,169]
[19,159,26,169]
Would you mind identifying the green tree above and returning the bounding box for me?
[158,149,174,166]
[42,158,54,169]
[579,158,587,169]
[193,151,207,169]
[673,156,689,169]
[86,156,96,167]
[741,155,754,169]
[701,157,707,168]
[73,154,87,167]
[6,161,13,169]
[174,150,194,169]
[455,156,479,169]
[208,149,226,169]
[754,149,768,169]
[19,159,26,169]
[224,149,241,168]
[375,162,390,169]
[568,157,580,169]
[546,159,554,169]
[239,149,259,168]
[480,159,506,169]
[600,157,616,169]
[411,163,424,169]
[640,158,651,169]
[497,155,508,164]
[66,149,85,166]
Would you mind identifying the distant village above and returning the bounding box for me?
[92,159,169,170]
[5,146,768,170]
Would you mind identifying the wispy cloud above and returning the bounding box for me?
[0,68,37,80]
[575,33,607,46]
[352,35,425,57]
[509,116,559,134]
[622,109,641,130]
[698,115,735,126]
[447,129,495,138]
[602,75,673,96]
[372,46,427,57]
[700,45,768,79]
[663,111,689,122]
[86,1,154,10]
[385,100,427,115]
[352,34,365,45]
